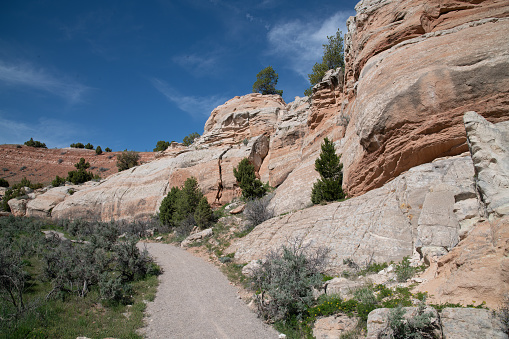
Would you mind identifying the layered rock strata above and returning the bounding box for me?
[229,154,478,272]
[341,0,509,196]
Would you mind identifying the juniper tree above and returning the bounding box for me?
[233,158,266,200]
[311,137,345,204]
[253,66,283,96]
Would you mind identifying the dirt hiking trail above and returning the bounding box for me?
[139,242,279,339]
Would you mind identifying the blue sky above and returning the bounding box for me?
[0,0,357,151]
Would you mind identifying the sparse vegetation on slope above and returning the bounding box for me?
[24,137,47,148]
[117,150,140,172]
[0,216,160,338]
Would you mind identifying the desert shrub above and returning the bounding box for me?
[58,158,64,164]
[194,196,213,229]
[251,239,330,322]
[95,146,102,155]
[24,137,47,148]
[244,195,274,229]
[0,178,9,187]
[233,158,266,200]
[311,137,345,204]
[116,150,140,172]
[51,175,66,187]
[378,303,439,339]
[1,178,43,212]
[105,147,112,152]
[67,158,93,184]
[84,143,94,150]
[394,257,425,283]
[182,132,200,146]
[153,140,171,152]
[70,142,84,148]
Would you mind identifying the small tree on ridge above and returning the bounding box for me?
[253,66,283,96]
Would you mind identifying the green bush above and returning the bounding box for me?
[394,256,425,283]
[24,137,47,148]
[105,147,112,152]
[70,142,85,148]
[116,150,140,172]
[311,137,345,204]
[233,158,266,200]
[194,197,213,229]
[0,178,9,187]
[182,132,200,146]
[67,158,93,184]
[159,186,180,226]
[159,177,208,231]
[153,140,171,152]
[51,175,66,187]
[304,29,344,97]
[250,240,329,322]
[379,303,439,339]
[84,143,94,150]
[252,66,283,96]
[95,146,102,155]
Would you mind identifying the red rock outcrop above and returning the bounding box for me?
[0,144,155,185]
[341,0,509,196]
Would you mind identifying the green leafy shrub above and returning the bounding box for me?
[105,147,112,152]
[153,140,171,151]
[24,137,47,148]
[0,178,9,187]
[70,142,85,148]
[233,158,266,200]
[51,175,66,187]
[1,178,43,212]
[252,66,283,96]
[379,303,439,339]
[250,240,330,322]
[159,177,211,233]
[95,146,102,155]
[182,132,200,146]
[311,137,345,204]
[67,158,93,184]
[116,150,140,172]
[84,143,94,150]
[394,256,425,283]
[194,197,213,229]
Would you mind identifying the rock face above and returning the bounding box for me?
[414,216,509,309]
[230,154,478,272]
[313,314,357,339]
[464,111,509,218]
[341,0,509,196]
[26,186,76,218]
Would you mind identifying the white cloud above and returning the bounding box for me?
[0,113,81,148]
[266,11,353,79]
[0,60,89,103]
[151,78,227,119]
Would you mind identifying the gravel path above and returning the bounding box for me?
[139,242,279,339]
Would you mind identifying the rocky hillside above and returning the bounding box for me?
[0,144,155,185]
[2,0,509,311]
